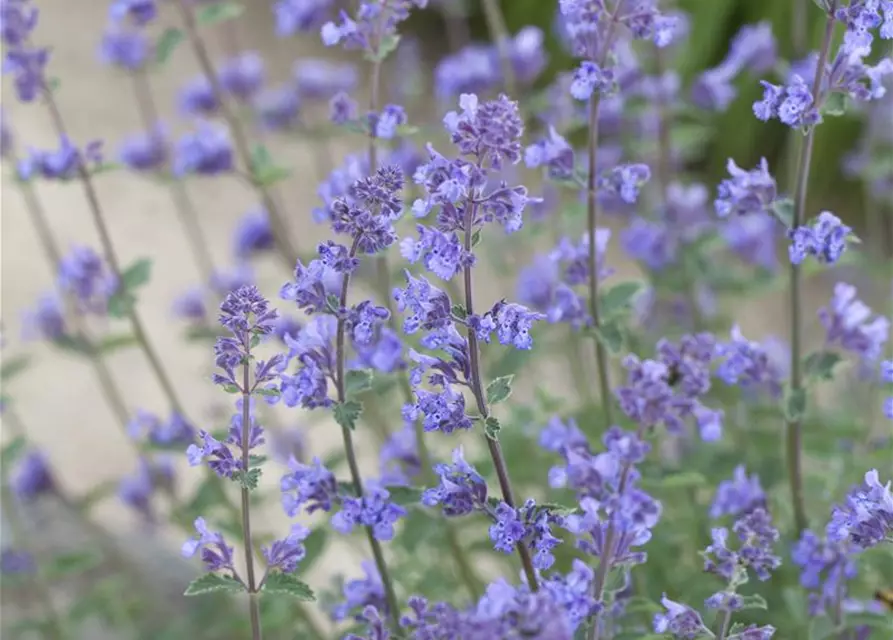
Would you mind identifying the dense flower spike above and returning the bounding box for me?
[715,325,784,398]
[714,158,777,218]
[711,465,767,519]
[827,469,893,550]
[787,211,853,265]
[321,0,428,51]
[332,485,408,541]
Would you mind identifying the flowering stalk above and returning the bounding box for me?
[39,91,188,418]
[174,0,300,269]
[239,341,263,639]
[462,195,540,592]
[481,0,516,95]
[333,239,402,628]
[12,164,130,427]
[131,69,216,284]
[786,2,838,535]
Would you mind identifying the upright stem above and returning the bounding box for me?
[462,196,539,591]
[587,463,633,640]
[715,609,733,640]
[132,70,216,284]
[481,0,516,95]
[175,0,300,270]
[786,4,837,535]
[334,240,401,629]
[1,480,65,638]
[41,93,187,418]
[13,169,132,427]
[585,96,615,428]
[240,351,262,640]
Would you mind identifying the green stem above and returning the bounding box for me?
[481,0,516,95]
[785,3,837,535]
[40,92,188,419]
[715,609,733,640]
[240,350,263,640]
[462,190,539,592]
[335,239,402,629]
[175,0,300,270]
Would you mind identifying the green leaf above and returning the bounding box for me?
[254,387,281,398]
[234,467,262,490]
[53,334,94,355]
[195,1,244,26]
[345,369,374,397]
[98,332,139,354]
[770,197,794,229]
[0,354,31,381]
[261,573,316,600]
[486,375,514,405]
[784,387,807,422]
[385,485,422,506]
[222,384,240,394]
[249,143,291,186]
[484,416,501,440]
[451,304,467,320]
[46,550,103,579]
[334,400,363,431]
[1,435,27,468]
[592,321,624,355]
[184,573,245,596]
[599,281,644,319]
[367,34,401,63]
[155,27,184,65]
[803,350,843,382]
[471,229,482,247]
[821,92,847,117]
[739,594,768,610]
[121,257,153,290]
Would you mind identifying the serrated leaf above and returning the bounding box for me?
[261,572,316,600]
[155,27,183,65]
[184,573,244,596]
[784,387,807,422]
[822,92,847,117]
[592,321,624,354]
[334,400,363,431]
[234,467,262,490]
[46,550,103,579]
[98,332,138,354]
[106,291,136,318]
[486,375,514,405]
[803,350,843,382]
[471,229,482,247]
[599,281,643,319]
[770,197,794,229]
[222,384,240,394]
[195,1,244,26]
[121,257,153,290]
[484,416,501,439]
[739,594,768,610]
[451,304,467,320]
[345,369,373,397]
[1,435,27,467]
[0,354,31,381]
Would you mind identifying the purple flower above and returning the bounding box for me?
[119,456,174,521]
[217,51,265,101]
[262,523,310,573]
[173,121,234,176]
[293,58,357,99]
[278,316,337,409]
[400,225,473,281]
[22,292,67,341]
[788,211,852,265]
[98,27,149,69]
[187,430,241,478]
[715,325,783,397]
[178,76,218,116]
[181,517,236,573]
[17,137,103,181]
[233,208,273,258]
[332,561,387,622]
[422,447,487,516]
[171,286,208,324]
[320,0,427,52]
[109,0,156,26]
[348,300,390,345]
[711,465,767,519]
[371,104,407,140]
[117,124,168,172]
[704,508,781,582]
[442,93,523,170]
[281,456,339,516]
[268,427,306,465]
[57,246,117,314]
[792,528,858,616]
[393,271,453,335]
[525,125,575,181]
[598,163,651,204]
[714,158,777,218]
[827,469,893,550]
[253,83,301,130]
[473,300,546,350]
[653,595,710,638]
[378,423,420,486]
[408,385,473,433]
[1,548,35,575]
[354,327,405,374]
[12,450,55,501]
[127,409,196,447]
[570,60,614,100]
[274,0,333,36]
[883,360,893,419]
[329,165,403,254]
[2,4,49,103]
[753,75,820,128]
[819,283,890,362]
[212,285,281,390]
[332,485,407,541]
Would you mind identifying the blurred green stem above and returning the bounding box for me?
[240,348,263,640]
[481,0,516,95]
[335,239,402,629]
[175,0,300,270]
[786,2,837,535]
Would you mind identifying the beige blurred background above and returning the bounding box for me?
[0,0,864,634]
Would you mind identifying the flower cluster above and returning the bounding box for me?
[819,283,890,363]
[787,211,853,265]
